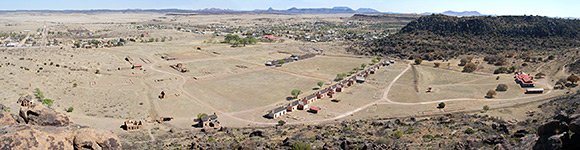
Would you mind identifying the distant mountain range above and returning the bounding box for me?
[0,7,381,15]
[422,10,484,17]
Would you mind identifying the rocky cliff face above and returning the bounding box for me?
[0,104,121,149]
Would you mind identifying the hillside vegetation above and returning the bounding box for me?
[350,15,580,59]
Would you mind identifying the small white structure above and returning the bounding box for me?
[267,107,287,118]
[525,88,544,94]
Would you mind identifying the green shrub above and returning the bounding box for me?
[462,63,477,72]
[483,105,490,111]
[438,102,446,109]
[42,99,53,107]
[494,67,508,74]
[464,128,476,134]
[66,107,74,112]
[393,130,403,139]
[415,58,423,65]
[496,84,508,91]
[486,90,497,98]
[292,142,311,150]
[278,120,286,126]
[35,88,45,100]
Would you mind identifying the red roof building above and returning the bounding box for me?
[262,35,280,40]
[309,106,320,113]
[515,72,535,87]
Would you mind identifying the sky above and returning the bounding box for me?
[1,0,578,18]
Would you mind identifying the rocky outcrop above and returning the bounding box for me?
[19,104,71,126]
[533,111,580,150]
[0,124,121,150]
[73,128,121,150]
[0,110,17,125]
[0,103,121,149]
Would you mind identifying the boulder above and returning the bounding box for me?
[73,128,122,150]
[483,135,505,145]
[492,123,509,134]
[569,118,580,134]
[19,104,71,126]
[249,130,266,137]
[537,120,568,136]
[533,132,567,150]
[340,139,353,149]
[0,124,121,150]
[0,110,17,125]
[552,111,570,123]
[282,137,295,147]
[322,143,336,150]
[513,129,529,138]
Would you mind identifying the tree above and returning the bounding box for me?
[567,74,580,84]
[508,66,517,73]
[434,62,441,68]
[291,89,302,98]
[437,102,446,109]
[353,67,360,71]
[376,56,382,61]
[494,67,508,74]
[483,105,490,112]
[336,73,347,80]
[292,142,312,150]
[278,120,286,126]
[317,81,324,88]
[224,34,240,43]
[415,58,423,65]
[371,58,378,64]
[459,58,470,66]
[361,63,367,68]
[277,60,285,65]
[197,113,207,120]
[66,107,74,112]
[496,84,508,91]
[95,69,100,74]
[536,72,546,79]
[486,90,497,98]
[462,63,477,72]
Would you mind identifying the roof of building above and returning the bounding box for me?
[356,76,365,81]
[516,73,535,84]
[319,89,329,94]
[262,35,280,39]
[289,100,299,106]
[526,88,544,92]
[310,106,320,111]
[305,94,317,100]
[272,107,286,113]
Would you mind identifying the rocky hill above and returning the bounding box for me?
[119,92,580,149]
[349,15,580,59]
[0,103,122,149]
[348,14,422,24]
